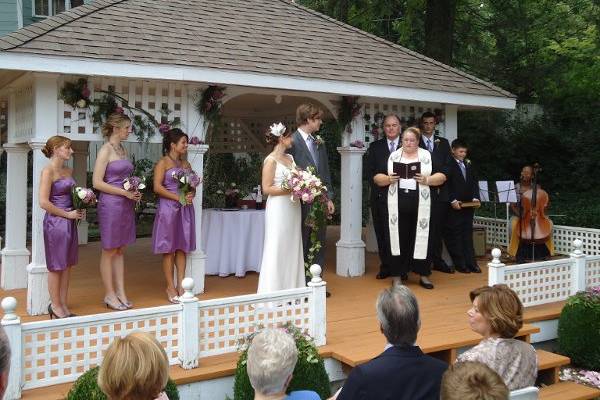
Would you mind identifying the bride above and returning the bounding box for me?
[257,122,305,294]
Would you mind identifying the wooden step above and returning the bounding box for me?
[536,349,570,385]
[539,381,600,400]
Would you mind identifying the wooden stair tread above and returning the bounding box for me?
[537,349,570,370]
[539,381,600,400]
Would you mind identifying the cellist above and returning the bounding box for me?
[509,165,554,262]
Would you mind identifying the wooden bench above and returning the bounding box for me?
[537,349,570,385]
[539,381,600,400]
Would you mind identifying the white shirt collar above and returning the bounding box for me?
[298,128,310,141]
[387,137,399,146]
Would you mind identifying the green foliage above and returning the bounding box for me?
[67,366,180,400]
[132,156,157,210]
[558,288,600,370]
[233,324,331,400]
[203,153,262,208]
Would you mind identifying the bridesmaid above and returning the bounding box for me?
[39,135,84,319]
[152,128,196,303]
[92,113,140,310]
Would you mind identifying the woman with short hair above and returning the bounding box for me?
[458,284,537,390]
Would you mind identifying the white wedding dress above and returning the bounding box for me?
[257,155,305,294]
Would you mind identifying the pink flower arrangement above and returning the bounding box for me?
[172,168,202,205]
[71,186,97,210]
[114,106,124,114]
[282,166,328,205]
[350,140,365,148]
[123,175,147,212]
[159,123,171,134]
[189,136,204,145]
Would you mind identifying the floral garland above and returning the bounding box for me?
[337,96,361,133]
[195,85,226,126]
[59,79,180,142]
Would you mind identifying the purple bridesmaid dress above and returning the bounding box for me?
[97,159,136,250]
[43,177,78,271]
[151,163,196,254]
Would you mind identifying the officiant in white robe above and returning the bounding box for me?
[375,127,447,289]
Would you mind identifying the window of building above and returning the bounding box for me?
[33,0,85,17]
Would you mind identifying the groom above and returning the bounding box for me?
[288,103,335,295]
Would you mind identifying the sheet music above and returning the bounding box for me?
[496,180,517,203]
[478,181,490,202]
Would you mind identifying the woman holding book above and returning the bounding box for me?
[93,113,140,311]
[39,135,84,318]
[373,127,447,289]
[152,128,196,303]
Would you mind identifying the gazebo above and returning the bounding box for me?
[0,0,515,315]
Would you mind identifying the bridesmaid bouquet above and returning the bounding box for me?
[171,168,201,206]
[71,186,97,210]
[123,175,146,212]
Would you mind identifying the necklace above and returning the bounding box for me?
[110,142,126,158]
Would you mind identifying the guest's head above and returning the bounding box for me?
[376,284,420,346]
[101,113,132,140]
[265,122,293,149]
[383,114,401,141]
[162,128,189,156]
[401,127,421,154]
[246,328,298,397]
[467,284,523,339]
[451,139,468,161]
[98,331,169,400]
[41,135,73,159]
[0,327,11,398]
[520,165,534,184]
[296,103,323,134]
[420,111,437,137]
[441,361,509,400]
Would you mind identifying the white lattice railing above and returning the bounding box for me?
[487,240,598,307]
[1,268,327,399]
[474,216,600,256]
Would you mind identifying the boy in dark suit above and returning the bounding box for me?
[445,139,481,273]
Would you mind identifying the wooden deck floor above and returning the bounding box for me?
[1,227,564,398]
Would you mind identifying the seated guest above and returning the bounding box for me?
[441,361,509,400]
[458,285,537,390]
[247,328,320,400]
[98,331,170,400]
[336,284,447,400]
[0,327,11,398]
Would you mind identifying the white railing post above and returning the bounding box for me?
[1,297,22,400]
[178,278,199,369]
[307,264,327,346]
[488,248,505,285]
[570,239,586,294]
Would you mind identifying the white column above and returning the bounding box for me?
[186,144,209,294]
[487,248,505,285]
[1,144,30,290]
[178,278,199,369]
[1,297,22,400]
[308,264,327,346]
[570,239,586,294]
[27,140,50,315]
[445,104,458,142]
[72,141,90,244]
[27,73,59,315]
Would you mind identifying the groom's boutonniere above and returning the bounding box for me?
[314,135,324,146]
[465,158,471,165]
[434,138,441,144]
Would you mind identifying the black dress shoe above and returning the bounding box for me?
[469,265,482,273]
[433,264,455,274]
[455,266,471,274]
[401,273,408,281]
[419,277,434,289]
[326,291,331,298]
[376,271,391,280]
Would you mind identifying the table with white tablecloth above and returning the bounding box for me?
[201,208,265,277]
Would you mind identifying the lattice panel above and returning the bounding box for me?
[586,256,600,288]
[504,261,573,307]
[473,217,508,247]
[58,76,187,141]
[553,225,600,256]
[12,84,34,141]
[362,102,445,145]
[198,294,311,357]
[209,117,294,154]
[22,312,179,389]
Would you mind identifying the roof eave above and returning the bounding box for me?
[0,52,516,110]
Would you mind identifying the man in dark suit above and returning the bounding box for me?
[337,284,448,400]
[445,139,481,273]
[288,103,335,294]
[419,111,454,273]
[366,114,401,280]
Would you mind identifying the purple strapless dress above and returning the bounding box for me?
[43,177,78,271]
[151,166,196,254]
[97,159,136,250]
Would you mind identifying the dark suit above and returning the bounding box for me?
[445,158,480,270]
[419,134,451,268]
[287,130,334,269]
[366,138,397,275]
[337,345,448,400]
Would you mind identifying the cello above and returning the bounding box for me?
[516,163,552,260]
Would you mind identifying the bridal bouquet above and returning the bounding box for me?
[282,166,330,276]
[71,186,97,210]
[123,175,147,212]
[172,168,201,206]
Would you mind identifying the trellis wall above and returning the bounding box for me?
[1,275,327,399]
[7,82,33,142]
